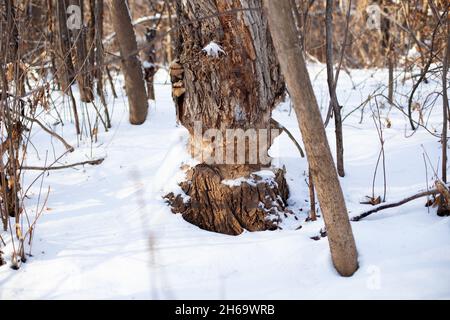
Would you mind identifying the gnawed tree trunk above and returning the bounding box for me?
[265,0,358,276]
[166,0,289,235]
[109,0,148,125]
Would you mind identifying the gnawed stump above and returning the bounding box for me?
[164,164,292,236]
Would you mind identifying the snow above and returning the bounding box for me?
[0,65,449,299]
[202,41,226,58]
[222,170,276,187]
[142,61,155,69]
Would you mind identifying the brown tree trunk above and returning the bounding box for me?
[54,0,82,135]
[94,0,111,128]
[173,0,284,177]
[109,0,148,125]
[265,0,358,277]
[325,0,345,177]
[143,28,157,101]
[69,0,94,102]
[381,2,394,105]
[166,0,289,235]
[2,0,23,223]
[54,0,75,92]
[437,18,450,217]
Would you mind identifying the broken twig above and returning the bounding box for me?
[21,158,104,171]
[352,189,440,221]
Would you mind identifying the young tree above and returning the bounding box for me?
[166,0,288,235]
[264,0,358,276]
[325,0,345,177]
[54,0,75,92]
[69,0,94,103]
[109,0,148,125]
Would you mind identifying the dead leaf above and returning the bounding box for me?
[360,195,381,206]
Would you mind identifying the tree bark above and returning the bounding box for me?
[167,0,289,235]
[54,0,75,92]
[441,19,449,183]
[438,18,450,216]
[173,0,284,178]
[109,0,148,125]
[325,0,345,177]
[265,0,358,277]
[94,0,111,128]
[69,0,94,103]
[143,28,157,101]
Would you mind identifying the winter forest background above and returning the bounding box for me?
[0,0,449,299]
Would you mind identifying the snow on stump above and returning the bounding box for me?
[164,164,292,236]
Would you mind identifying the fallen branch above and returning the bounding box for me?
[22,114,74,152]
[351,189,439,222]
[21,158,104,171]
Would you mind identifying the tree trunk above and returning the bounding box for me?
[325,0,345,177]
[54,0,75,92]
[69,0,94,102]
[437,18,449,217]
[166,0,289,235]
[381,2,394,105]
[143,28,157,101]
[109,0,148,125]
[94,0,111,128]
[265,0,358,277]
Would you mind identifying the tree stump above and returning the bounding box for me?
[165,165,291,236]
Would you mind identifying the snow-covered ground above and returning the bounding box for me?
[0,64,449,299]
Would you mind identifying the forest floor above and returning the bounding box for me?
[0,64,449,299]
